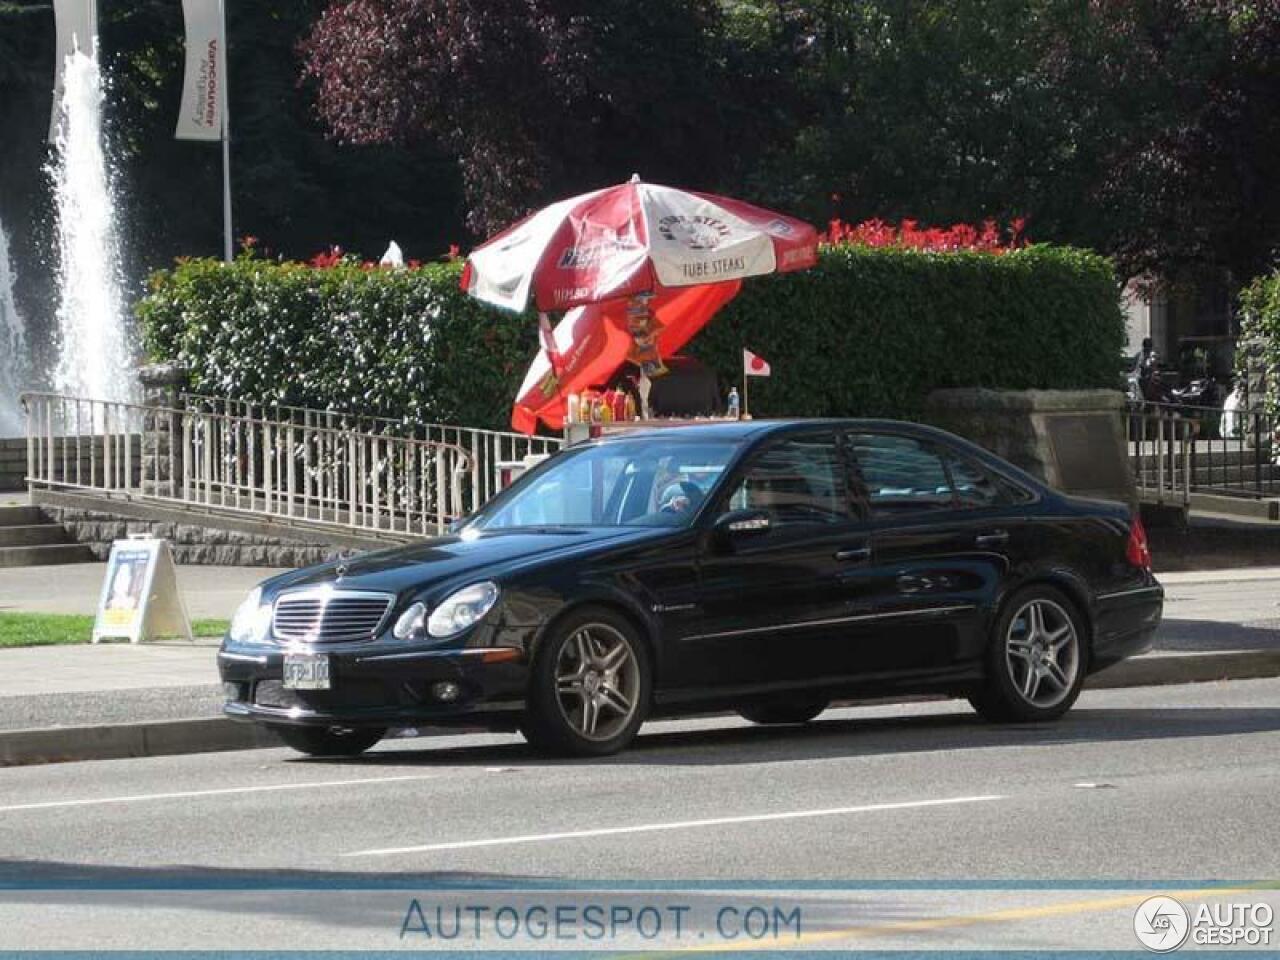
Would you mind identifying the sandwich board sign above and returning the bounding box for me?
[92,537,193,644]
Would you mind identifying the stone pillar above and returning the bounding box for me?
[923,388,1136,506]
[138,363,189,497]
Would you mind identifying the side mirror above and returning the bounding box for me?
[711,509,771,550]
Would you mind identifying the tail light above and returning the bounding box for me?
[1126,514,1152,571]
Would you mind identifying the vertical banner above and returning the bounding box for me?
[175,0,226,141]
[48,0,97,142]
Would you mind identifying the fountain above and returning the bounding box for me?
[46,44,134,404]
[0,218,29,436]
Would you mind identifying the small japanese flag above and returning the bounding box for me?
[744,348,771,377]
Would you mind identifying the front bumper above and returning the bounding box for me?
[218,642,530,729]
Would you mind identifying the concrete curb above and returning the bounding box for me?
[0,717,279,767]
[3,649,1278,767]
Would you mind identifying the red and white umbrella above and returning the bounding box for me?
[461,175,818,314]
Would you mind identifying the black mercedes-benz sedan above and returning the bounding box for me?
[219,419,1163,758]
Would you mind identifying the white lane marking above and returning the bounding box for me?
[344,793,1005,857]
[0,773,444,814]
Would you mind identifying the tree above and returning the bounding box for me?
[1088,1,1280,287]
[300,0,777,236]
[738,0,1280,288]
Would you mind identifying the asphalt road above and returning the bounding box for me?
[2,677,1277,949]
[3,677,1277,879]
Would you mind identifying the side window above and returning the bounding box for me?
[945,453,1028,509]
[849,433,953,515]
[722,433,849,526]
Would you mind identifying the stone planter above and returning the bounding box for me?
[923,388,1135,506]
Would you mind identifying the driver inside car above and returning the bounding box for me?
[657,479,704,514]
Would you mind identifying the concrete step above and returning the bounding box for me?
[0,543,95,568]
[0,525,71,547]
[0,506,45,527]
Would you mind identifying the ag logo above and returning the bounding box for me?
[1134,896,1190,952]
[657,215,731,251]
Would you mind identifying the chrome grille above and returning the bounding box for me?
[272,589,394,644]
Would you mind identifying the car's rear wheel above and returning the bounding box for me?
[522,607,650,757]
[271,724,386,757]
[738,698,829,725]
[969,585,1087,723]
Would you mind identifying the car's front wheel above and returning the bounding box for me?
[969,585,1087,723]
[522,607,650,757]
[271,724,386,757]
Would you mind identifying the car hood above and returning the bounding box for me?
[263,526,660,598]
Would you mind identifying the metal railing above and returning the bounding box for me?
[1126,400,1278,504]
[181,393,561,511]
[20,391,535,536]
[19,393,144,493]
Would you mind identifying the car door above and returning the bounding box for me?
[838,431,1019,674]
[674,430,870,693]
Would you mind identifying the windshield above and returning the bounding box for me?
[472,437,741,530]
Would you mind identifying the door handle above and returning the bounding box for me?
[975,530,1009,548]
[835,546,872,562]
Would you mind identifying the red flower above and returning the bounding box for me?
[819,216,1028,253]
[308,245,344,269]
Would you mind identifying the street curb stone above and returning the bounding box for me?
[0,717,279,767]
[2,649,1278,767]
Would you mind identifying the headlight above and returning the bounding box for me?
[427,581,500,639]
[228,586,272,644]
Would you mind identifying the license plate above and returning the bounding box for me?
[282,653,330,690]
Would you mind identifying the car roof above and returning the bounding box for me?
[593,417,950,443]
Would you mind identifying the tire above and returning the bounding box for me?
[738,698,829,725]
[522,606,651,757]
[271,724,386,757]
[969,585,1088,723]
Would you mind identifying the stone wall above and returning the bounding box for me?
[924,388,1136,506]
[0,438,23,492]
[32,487,405,567]
[40,503,338,566]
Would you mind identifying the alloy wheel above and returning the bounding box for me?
[553,623,641,741]
[1004,598,1079,709]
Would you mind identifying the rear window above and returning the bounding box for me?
[945,452,1031,509]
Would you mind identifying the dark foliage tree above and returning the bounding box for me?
[300,0,777,236]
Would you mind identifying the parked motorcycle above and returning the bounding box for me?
[1170,376,1221,409]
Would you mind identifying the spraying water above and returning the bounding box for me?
[0,218,29,436]
[46,45,134,403]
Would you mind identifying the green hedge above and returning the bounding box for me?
[138,257,538,430]
[1239,270,1280,416]
[138,245,1124,431]
[695,244,1123,419]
